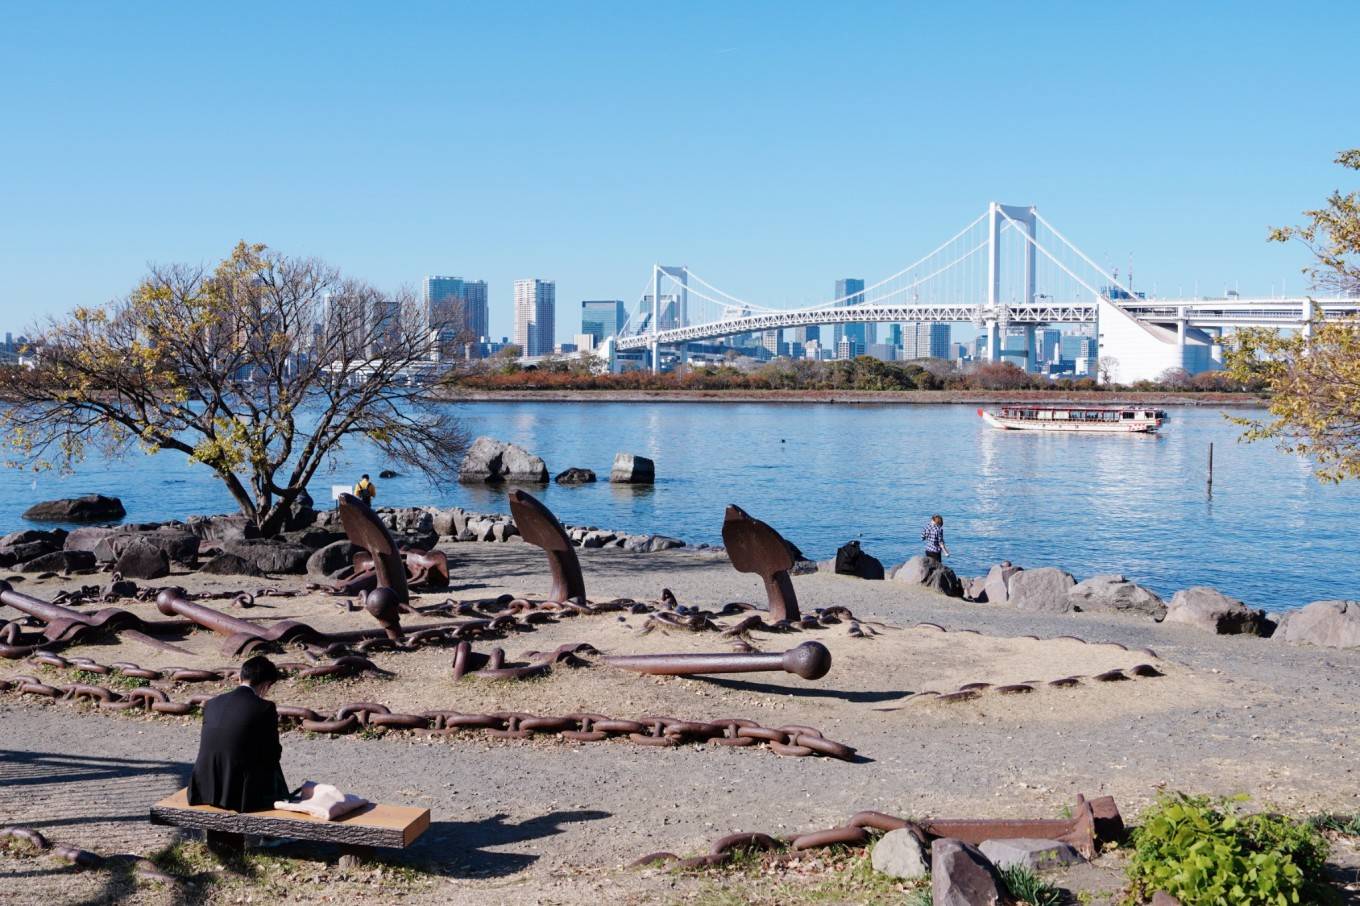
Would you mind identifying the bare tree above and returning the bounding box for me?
[1156,367,1192,389]
[0,242,467,535]
[1098,355,1120,385]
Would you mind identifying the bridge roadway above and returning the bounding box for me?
[613,297,1360,351]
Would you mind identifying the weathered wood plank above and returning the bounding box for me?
[149,788,429,848]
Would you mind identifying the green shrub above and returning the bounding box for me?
[1126,792,1332,906]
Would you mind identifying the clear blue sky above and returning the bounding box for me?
[2,2,1356,343]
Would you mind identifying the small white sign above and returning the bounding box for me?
[331,484,350,501]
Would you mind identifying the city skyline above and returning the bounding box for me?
[2,5,1357,344]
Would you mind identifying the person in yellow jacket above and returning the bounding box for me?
[353,474,377,505]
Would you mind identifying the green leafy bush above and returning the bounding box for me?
[1126,792,1332,906]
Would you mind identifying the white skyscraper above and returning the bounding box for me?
[514,279,556,356]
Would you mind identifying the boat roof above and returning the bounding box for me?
[997,404,1167,412]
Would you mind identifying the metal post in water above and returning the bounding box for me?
[1207,442,1214,495]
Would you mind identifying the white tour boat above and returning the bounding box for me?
[979,405,1167,434]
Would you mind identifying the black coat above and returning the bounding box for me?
[188,686,289,812]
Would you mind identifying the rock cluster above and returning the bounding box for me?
[869,831,1085,894]
[458,436,549,484]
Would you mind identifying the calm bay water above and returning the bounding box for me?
[1,401,1356,611]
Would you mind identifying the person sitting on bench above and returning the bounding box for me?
[188,655,289,812]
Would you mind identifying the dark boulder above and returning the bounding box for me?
[282,503,317,532]
[93,528,200,565]
[20,550,97,573]
[63,526,120,553]
[113,539,171,580]
[931,838,1006,906]
[306,540,360,580]
[400,529,440,551]
[22,494,126,523]
[186,515,261,545]
[834,540,885,580]
[0,529,65,547]
[0,540,60,567]
[198,552,266,577]
[554,468,597,484]
[280,529,346,551]
[378,469,400,479]
[221,539,312,575]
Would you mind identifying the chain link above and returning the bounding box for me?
[2,656,857,760]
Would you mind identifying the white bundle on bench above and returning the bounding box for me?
[274,781,370,821]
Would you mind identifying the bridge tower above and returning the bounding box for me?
[984,203,1038,368]
[649,265,689,373]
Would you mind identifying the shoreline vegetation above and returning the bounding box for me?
[438,357,1272,406]
[439,387,1270,407]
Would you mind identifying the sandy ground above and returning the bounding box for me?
[2,543,1358,905]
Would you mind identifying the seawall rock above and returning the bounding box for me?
[221,539,312,575]
[20,550,97,573]
[983,561,1022,604]
[1163,586,1272,636]
[1068,574,1166,620]
[890,555,963,597]
[1272,600,1360,649]
[113,539,171,580]
[1008,566,1077,613]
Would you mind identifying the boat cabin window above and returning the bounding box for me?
[1122,411,1134,419]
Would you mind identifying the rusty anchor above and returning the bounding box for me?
[721,504,800,623]
[920,793,1123,860]
[155,588,328,656]
[603,640,831,681]
[507,490,586,605]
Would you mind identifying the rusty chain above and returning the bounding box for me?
[1,825,175,884]
[631,794,1125,870]
[2,657,858,760]
[632,809,918,869]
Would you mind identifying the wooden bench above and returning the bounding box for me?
[150,788,429,857]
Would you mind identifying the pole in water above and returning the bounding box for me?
[1207,442,1214,495]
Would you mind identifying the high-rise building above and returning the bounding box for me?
[514,279,556,356]
[580,300,626,345]
[901,323,951,360]
[834,278,872,351]
[761,329,785,357]
[423,276,489,348]
[1037,328,1063,364]
[1061,333,1097,373]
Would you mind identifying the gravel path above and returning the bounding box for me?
[2,544,1357,904]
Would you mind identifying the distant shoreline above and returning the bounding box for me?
[439,388,1271,408]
